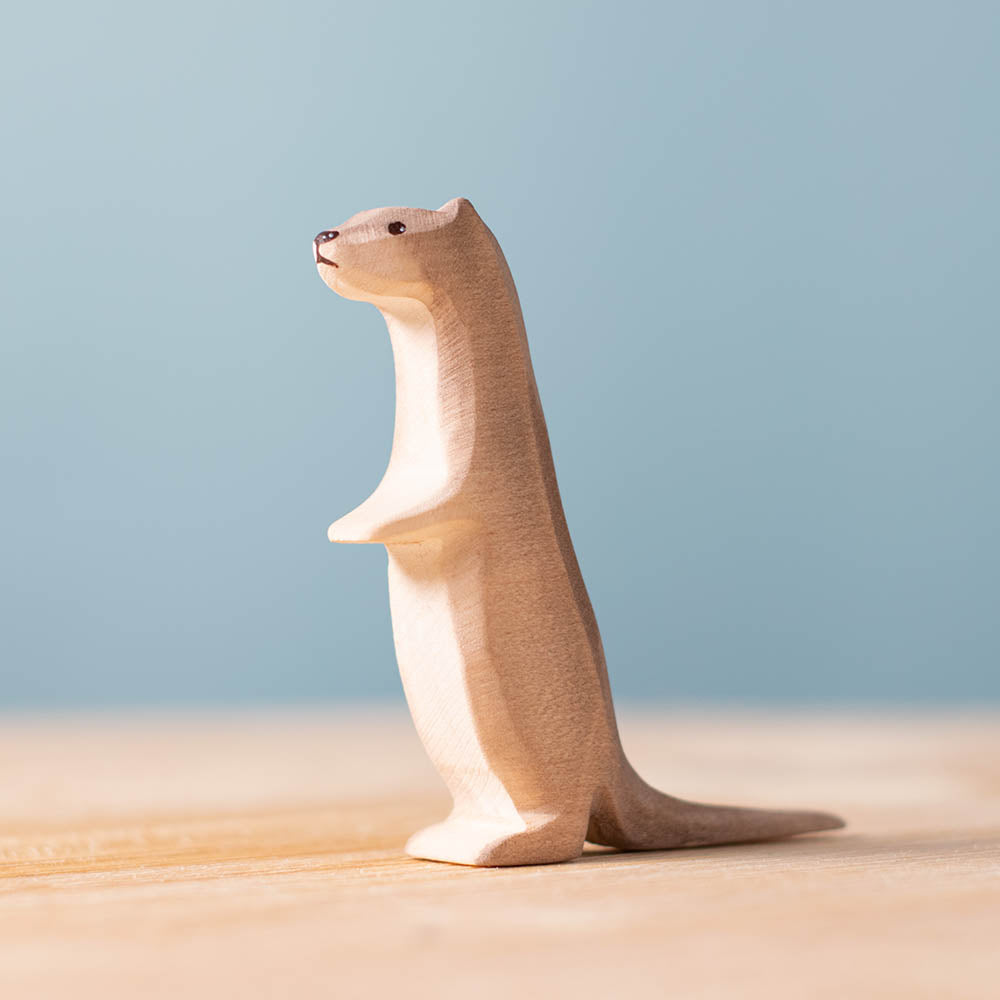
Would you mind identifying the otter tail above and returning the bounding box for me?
[587,759,844,850]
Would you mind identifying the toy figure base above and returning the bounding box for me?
[405,813,588,867]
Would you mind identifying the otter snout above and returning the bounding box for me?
[314,230,339,267]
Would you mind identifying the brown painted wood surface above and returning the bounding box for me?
[1,708,997,998]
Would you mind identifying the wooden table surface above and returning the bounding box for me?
[1,707,997,998]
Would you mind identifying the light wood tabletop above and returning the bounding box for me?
[1,707,997,998]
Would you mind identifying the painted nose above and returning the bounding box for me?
[314,230,340,266]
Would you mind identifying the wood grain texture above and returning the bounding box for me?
[314,200,840,864]
[1,708,996,999]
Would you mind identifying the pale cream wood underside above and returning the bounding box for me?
[1,708,997,999]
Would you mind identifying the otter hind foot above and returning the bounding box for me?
[405,812,589,867]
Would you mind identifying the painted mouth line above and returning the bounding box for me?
[315,250,339,268]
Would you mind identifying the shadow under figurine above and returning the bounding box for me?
[314,197,844,867]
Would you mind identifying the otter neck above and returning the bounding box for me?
[376,275,547,510]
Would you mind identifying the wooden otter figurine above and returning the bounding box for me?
[314,198,844,866]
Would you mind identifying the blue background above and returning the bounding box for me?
[2,2,997,708]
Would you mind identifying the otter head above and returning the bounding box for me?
[314,197,481,304]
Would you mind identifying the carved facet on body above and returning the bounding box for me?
[315,198,844,866]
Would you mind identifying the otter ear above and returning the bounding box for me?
[437,197,477,222]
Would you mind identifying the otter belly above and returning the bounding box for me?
[386,532,610,822]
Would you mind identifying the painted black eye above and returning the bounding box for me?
[387,221,406,235]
